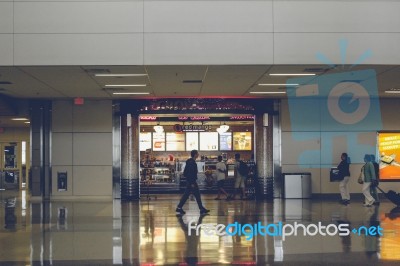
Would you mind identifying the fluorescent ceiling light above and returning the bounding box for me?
[24,122,30,124]
[385,90,400,94]
[250,91,286,94]
[258,83,299,86]
[95,74,147,77]
[105,84,146,87]
[112,92,150,95]
[12,118,28,121]
[269,73,316,76]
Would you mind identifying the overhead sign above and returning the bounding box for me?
[378,132,400,181]
[140,116,157,121]
[174,124,211,132]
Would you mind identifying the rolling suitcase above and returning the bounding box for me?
[376,186,400,206]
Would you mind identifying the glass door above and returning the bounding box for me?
[0,143,19,190]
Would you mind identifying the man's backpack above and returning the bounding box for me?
[238,160,249,176]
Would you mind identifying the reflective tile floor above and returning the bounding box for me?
[1,190,400,265]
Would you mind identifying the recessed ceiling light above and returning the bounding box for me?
[269,73,316,76]
[250,91,286,94]
[12,118,28,121]
[105,84,147,87]
[112,92,150,95]
[258,83,299,86]
[95,74,147,77]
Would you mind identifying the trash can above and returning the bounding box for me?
[283,173,311,199]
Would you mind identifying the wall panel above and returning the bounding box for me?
[14,2,143,33]
[144,33,273,64]
[14,34,143,65]
[144,1,273,32]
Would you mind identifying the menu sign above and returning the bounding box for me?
[219,132,232,151]
[200,132,218,151]
[233,132,252,150]
[166,133,185,151]
[378,132,400,181]
[152,132,165,151]
[186,132,199,150]
[139,132,152,151]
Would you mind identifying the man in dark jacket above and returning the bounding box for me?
[176,150,210,215]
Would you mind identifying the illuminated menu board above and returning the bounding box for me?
[199,132,219,151]
[219,132,232,151]
[233,132,252,151]
[166,132,185,151]
[139,132,152,151]
[378,132,400,181]
[152,132,165,151]
[186,132,199,151]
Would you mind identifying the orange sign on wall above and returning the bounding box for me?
[378,132,400,181]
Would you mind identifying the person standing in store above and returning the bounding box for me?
[176,150,210,215]
[214,155,229,200]
[228,153,247,200]
[338,153,351,205]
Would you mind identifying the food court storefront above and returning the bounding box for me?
[115,98,279,200]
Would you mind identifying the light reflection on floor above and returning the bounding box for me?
[0,190,400,265]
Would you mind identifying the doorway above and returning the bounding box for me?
[0,142,20,190]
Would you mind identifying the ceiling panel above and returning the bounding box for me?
[20,66,108,98]
[0,67,63,98]
[201,65,270,96]
[146,65,206,97]
[0,65,399,99]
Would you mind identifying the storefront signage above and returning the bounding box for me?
[136,99,256,113]
[378,132,400,181]
[230,115,255,120]
[178,116,210,121]
[140,116,157,121]
[174,124,212,132]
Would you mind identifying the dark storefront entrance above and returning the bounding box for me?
[114,98,280,200]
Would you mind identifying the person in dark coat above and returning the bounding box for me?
[176,150,210,215]
[338,153,351,205]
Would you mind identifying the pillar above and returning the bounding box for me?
[30,100,51,199]
[120,114,140,200]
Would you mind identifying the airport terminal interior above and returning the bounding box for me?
[2,0,400,265]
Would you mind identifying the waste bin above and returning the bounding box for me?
[283,173,311,199]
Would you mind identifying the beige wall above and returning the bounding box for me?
[0,127,29,142]
[51,100,113,199]
[281,98,400,195]
[1,1,400,65]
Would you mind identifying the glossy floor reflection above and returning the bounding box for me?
[1,190,400,265]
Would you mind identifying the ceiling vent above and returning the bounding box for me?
[0,81,12,85]
[85,69,111,74]
[103,87,126,91]
[303,68,330,73]
[182,80,203,84]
